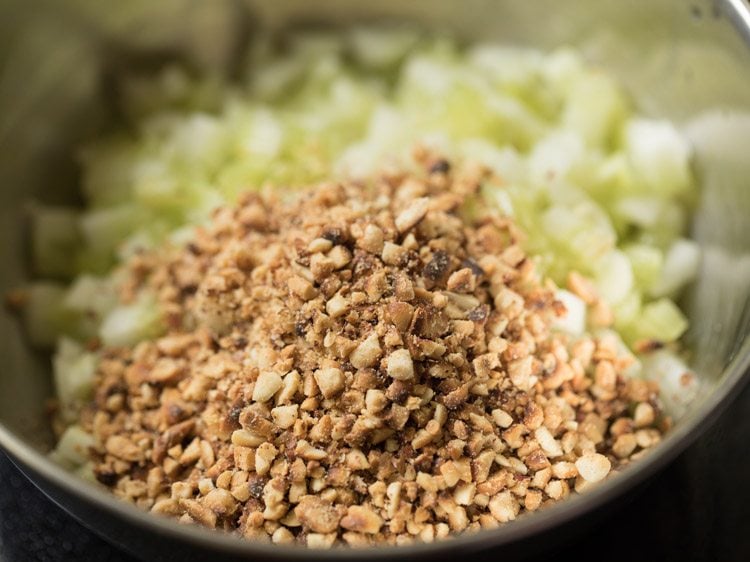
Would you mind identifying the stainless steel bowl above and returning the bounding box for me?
[1,1,749,560]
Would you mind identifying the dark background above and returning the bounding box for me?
[1,378,749,562]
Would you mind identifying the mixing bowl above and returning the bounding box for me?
[1,0,749,560]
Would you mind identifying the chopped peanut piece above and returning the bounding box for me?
[386,349,415,381]
[382,242,406,265]
[340,505,383,534]
[105,435,142,462]
[350,333,382,369]
[314,368,345,399]
[289,275,317,300]
[395,197,429,232]
[307,237,333,254]
[535,426,563,458]
[575,453,612,483]
[326,294,350,318]
[567,271,598,304]
[295,496,343,534]
[358,224,385,255]
[446,268,476,293]
[203,488,238,516]
[634,402,656,428]
[491,409,514,429]
[271,404,298,429]
[488,492,517,523]
[252,371,283,403]
[255,443,278,476]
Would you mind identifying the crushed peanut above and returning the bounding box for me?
[80,157,667,547]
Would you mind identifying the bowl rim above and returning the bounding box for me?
[2,0,750,557]
[724,0,750,45]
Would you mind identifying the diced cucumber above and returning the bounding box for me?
[237,108,284,159]
[641,350,699,416]
[348,26,422,69]
[552,289,587,335]
[594,250,634,306]
[562,71,627,147]
[625,244,664,289]
[630,298,689,343]
[624,118,692,196]
[612,290,642,334]
[22,283,70,348]
[30,205,81,279]
[53,338,97,419]
[649,238,701,299]
[614,196,666,231]
[99,293,163,347]
[469,46,544,86]
[64,275,116,314]
[77,204,143,272]
[79,139,139,208]
[528,131,585,187]
[52,424,95,467]
[541,200,617,278]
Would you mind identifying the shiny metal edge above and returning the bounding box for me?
[722,0,750,45]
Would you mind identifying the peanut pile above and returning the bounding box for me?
[80,155,666,547]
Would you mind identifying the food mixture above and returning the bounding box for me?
[67,157,668,546]
[13,28,701,547]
